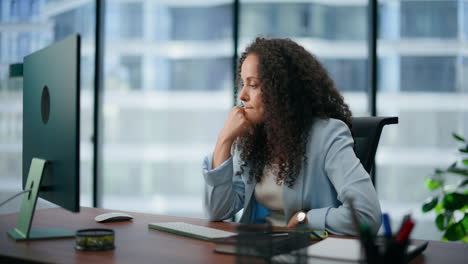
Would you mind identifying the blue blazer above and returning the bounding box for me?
[202,118,381,235]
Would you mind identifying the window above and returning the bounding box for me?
[321,59,368,92]
[171,5,232,40]
[401,56,456,92]
[0,0,95,213]
[101,0,233,218]
[170,58,231,91]
[377,0,467,240]
[240,1,369,115]
[121,2,143,39]
[120,56,142,90]
[401,1,458,39]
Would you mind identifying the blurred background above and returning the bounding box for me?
[0,0,467,241]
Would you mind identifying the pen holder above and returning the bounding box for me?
[383,238,409,264]
[363,236,409,264]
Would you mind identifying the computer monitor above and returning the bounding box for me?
[7,34,81,241]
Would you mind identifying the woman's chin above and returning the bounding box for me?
[246,117,261,125]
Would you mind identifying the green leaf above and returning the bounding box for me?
[460,204,468,211]
[435,203,444,214]
[422,196,438,212]
[452,133,466,142]
[462,214,468,232]
[442,193,468,211]
[443,222,465,241]
[459,179,468,188]
[435,214,447,231]
[460,148,468,154]
[449,162,457,169]
[425,178,443,190]
[447,168,468,177]
[463,159,468,167]
[435,169,445,175]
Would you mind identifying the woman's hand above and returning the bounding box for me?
[287,211,309,229]
[219,106,253,143]
[212,107,253,169]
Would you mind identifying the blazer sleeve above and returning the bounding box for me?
[202,151,245,221]
[308,120,382,235]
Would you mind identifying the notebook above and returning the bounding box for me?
[304,237,428,262]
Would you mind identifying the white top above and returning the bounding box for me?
[254,164,286,226]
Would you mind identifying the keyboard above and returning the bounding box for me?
[148,222,237,241]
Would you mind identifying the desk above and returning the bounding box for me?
[1,207,466,264]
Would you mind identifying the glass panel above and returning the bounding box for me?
[102,0,233,218]
[240,0,369,115]
[0,0,95,214]
[377,0,466,240]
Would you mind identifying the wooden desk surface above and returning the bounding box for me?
[0,207,466,264]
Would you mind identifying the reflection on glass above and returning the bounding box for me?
[0,0,95,212]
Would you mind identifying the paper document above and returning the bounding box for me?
[307,237,362,262]
[305,237,425,263]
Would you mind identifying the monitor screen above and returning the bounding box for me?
[22,35,80,212]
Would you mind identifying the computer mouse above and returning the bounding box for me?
[95,212,134,223]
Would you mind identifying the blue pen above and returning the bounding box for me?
[382,213,392,237]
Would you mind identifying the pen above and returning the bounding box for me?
[272,229,324,240]
[396,217,414,242]
[382,213,392,237]
[395,214,409,237]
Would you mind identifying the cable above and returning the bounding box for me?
[0,189,31,208]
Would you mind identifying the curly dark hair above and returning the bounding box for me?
[235,37,352,187]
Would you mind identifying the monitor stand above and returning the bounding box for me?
[7,158,75,241]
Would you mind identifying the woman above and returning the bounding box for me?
[202,37,381,235]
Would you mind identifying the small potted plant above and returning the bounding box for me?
[421,133,468,242]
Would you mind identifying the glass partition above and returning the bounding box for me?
[376,0,467,240]
[101,0,234,217]
[0,0,95,214]
[240,0,369,115]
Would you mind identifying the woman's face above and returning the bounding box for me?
[239,54,265,124]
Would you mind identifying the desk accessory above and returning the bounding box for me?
[302,236,428,263]
[348,198,423,263]
[8,159,75,240]
[218,224,311,263]
[148,222,236,241]
[95,212,133,223]
[75,228,115,251]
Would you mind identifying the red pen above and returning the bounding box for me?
[396,218,415,242]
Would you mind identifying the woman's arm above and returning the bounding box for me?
[203,152,245,221]
[204,106,252,220]
[307,120,382,235]
[212,107,252,169]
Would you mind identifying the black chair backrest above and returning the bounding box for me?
[351,116,398,183]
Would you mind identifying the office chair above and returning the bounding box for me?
[351,116,398,184]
